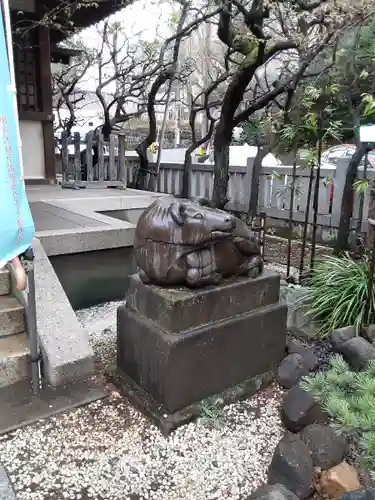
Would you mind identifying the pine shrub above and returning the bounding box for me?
[302,355,375,477]
[301,252,374,339]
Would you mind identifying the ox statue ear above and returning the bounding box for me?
[169,201,186,226]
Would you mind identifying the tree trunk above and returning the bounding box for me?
[182,147,194,198]
[134,144,150,191]
[212,138,230,209]
[133,71,171,190]
[248,146,270,219]
[151,79,173,191]
[212,62,259,209]
[334,143,366,254]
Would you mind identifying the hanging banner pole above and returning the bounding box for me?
[0,0,35,267]
[0,1,40,393]
[2,0,24,180]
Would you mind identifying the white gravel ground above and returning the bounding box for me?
[0,300,284,500]
[264,262,299,280]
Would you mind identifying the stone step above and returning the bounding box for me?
[0,269,10,296]
[0,296,25,337]
[0,333,30,388]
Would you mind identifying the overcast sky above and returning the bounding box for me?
[74,0,174,90]
[79,0,173,47]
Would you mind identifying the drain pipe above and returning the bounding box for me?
[12,249,42,394]
[365,218,375,327]
[22,247,42,395]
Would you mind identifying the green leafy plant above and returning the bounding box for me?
[302,355,375,479]
[300,253,375,338]
[362,93,375,118]
[353,178,370,194]
[199,398,225,428]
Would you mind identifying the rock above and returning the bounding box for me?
[362,325,375,344]
[277,354,310,389]
[281,286,317,340]
[268,433,314,499]
[246,483,299,500]
[340,489,375,500]
[286,339,319,370]
[300,424,347,469]
[320,462,361,498]
[340,337,374,371]
[330,326,356,353]
[282,385,327,432]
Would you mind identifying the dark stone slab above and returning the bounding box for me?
[330,326,356,353]
[286,339,318,371]
[117,367,274,436]
[0,378,107,435]
[300,424,347,470]
[126,271,281,333]
[29,202,101,231]
[118,293,286,413]
[277,353,310,389]
[340,337,374,371]
[246,484,299,500]
[282,386,328,432]
[341,490,375,500]
[268,433,314,499]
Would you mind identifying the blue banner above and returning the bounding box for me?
[0,5,35,267]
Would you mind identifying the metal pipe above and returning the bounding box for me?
[365,218,375,326]
[310,119,323,270]
[259,212,266,261]
[356,148,369,247]
[287,153,298,277]
[23,247,42,395]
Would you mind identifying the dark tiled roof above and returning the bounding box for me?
[50,0,133,44]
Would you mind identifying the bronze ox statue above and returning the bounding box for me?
[134,196,263,288]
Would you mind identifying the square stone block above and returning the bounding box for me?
[125,270,281,333]
[117,272,287,413]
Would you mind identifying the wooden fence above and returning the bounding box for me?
[56,131,372,235]
[58,131,130,187]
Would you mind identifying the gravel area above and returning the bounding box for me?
[76,301,121,372]
[0,301,284,500]
[264,262,299,279]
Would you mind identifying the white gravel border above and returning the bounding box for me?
[0,301,284,500]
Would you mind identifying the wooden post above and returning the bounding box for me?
[85,131,94,181]
[61,131,69,182]
[73,132,81,181]
[108,134,116,181]
[331,158,351,228]
[244,157,254,216]
[118,135,126,184]
[97,132,104,182]
[37,24,55,181]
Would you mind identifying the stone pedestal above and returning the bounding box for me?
[117,271,287,423]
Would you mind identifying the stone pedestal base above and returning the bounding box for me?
[117,271,287,424]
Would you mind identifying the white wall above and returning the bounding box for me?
[19,120,45,179]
